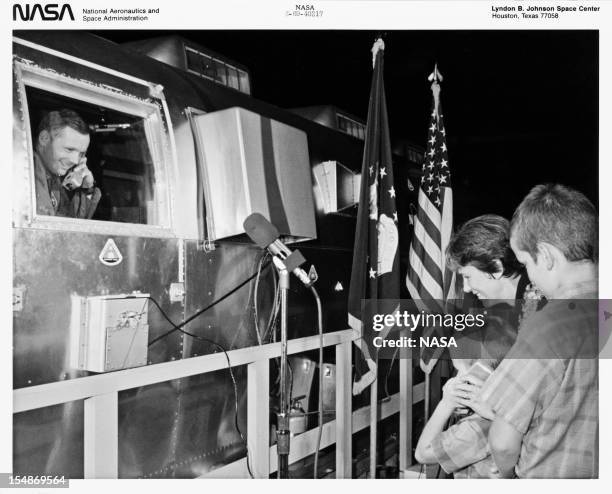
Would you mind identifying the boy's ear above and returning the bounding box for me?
[536,242,560,270]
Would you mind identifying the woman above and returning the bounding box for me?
[415,214,542,478]
[447,214,543,369]
[446,214,530,306]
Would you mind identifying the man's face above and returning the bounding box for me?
[510,235,552,297]
[38,126,90,177]
[458,264,502,301]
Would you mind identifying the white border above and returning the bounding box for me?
[3,1,611,492]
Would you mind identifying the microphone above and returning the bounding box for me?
[243,213,313,287]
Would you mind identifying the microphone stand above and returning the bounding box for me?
[273,256,291,479]
[242,214,317,478]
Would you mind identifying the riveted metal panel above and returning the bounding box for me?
[13,401,84,479]
[13,228,182,478]
[13,228,183,388]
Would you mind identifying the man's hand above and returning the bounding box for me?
[76,157,95,189]
[63,158,94,190]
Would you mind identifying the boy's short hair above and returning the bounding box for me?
[446,214,523,277]
[511,184,597,262]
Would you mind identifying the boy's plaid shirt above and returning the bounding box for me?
[480,282,598,478]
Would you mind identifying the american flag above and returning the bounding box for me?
[405,67,456,374]
[348,39,400,395]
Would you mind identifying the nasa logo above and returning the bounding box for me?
[12,3,75,21]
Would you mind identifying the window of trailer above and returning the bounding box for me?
[185,46,251,95]
[14,60,173,234]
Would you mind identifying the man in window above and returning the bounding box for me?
[34,109,100,219]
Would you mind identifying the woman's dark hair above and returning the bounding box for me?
[446,214,523,277]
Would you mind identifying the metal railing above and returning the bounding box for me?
[13,328,422,479]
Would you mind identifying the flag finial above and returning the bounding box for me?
[372,38,385,68]
[428,64,443,118]
[428,63,444,83]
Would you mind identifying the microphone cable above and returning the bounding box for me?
[145,253,325,478]
[145,261,273,479]
[310,285,325,479]
[146,295,254,478]
[148,259,271,347]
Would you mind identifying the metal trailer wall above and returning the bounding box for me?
[12,31,419,478]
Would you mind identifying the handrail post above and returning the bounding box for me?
[335,340,352,478]
[248,359,270,478]
[399,356,413,476]
[369,357,378,478]
[84,392,118,478]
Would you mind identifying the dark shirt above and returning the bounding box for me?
[34,152,100,219]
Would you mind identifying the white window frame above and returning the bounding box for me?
[13,58,176,238]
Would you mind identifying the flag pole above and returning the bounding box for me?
[423,63,443,422]
[348,35,397,478]
[370,38,387,480]
[368,38,385,480]
[369,357,378,478]
[424,373,431,419]
[423,68,434,423]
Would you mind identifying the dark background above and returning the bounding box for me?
[95,30,598,224]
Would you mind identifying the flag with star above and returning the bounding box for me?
[348,39,400,395]
[405,65,457,374]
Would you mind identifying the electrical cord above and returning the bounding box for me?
[288,358,294,413]
[147,260,271,348]
[145,291,261,478]
[310,285,324,479]
[144,258,323,479]
[263,268,280,344]
[120,298,149,370]
[253,252,267,346]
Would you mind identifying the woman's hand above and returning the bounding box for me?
[444,372,496,420]
[456,380,496,421]
[441,376,467,408]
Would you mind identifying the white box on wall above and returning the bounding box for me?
[70,293,150,373]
